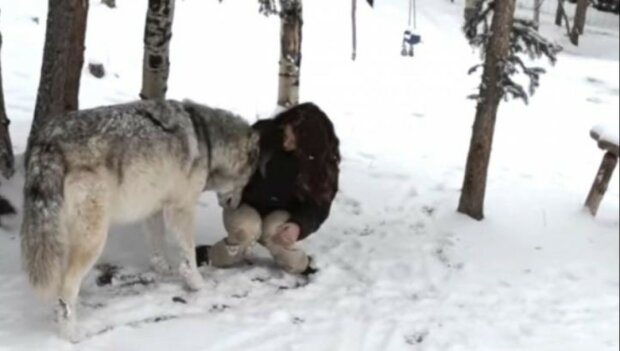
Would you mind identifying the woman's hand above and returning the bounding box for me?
[274,223,300,248]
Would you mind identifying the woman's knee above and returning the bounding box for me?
[261,211,291,240]
[223,205,262,244]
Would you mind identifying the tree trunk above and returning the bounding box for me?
[0,29,14,179]
[277,0,303,108]
[458,0,516,221]
[352,0,357,61]
[29,0,89,144]
[555,0,565,26]
[141,0,176,100]
[570,0,589,45]
[534,0,542,28]
[585,152,618,216]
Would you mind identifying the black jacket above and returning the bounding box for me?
[241,120,332,240]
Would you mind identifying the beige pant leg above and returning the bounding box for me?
[260,211,309,274]
[210,205,262,268]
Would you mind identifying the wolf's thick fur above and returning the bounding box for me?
[21,99,259,340]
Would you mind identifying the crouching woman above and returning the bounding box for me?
[197,103,340,274]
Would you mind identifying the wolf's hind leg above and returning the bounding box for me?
[144,211,173,275]
[58,170,110,341]
[164,205,204,291]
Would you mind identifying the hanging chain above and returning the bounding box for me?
[413,0,417,29]
[408,0,412,27]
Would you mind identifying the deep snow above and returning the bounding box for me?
[0,0,618,350]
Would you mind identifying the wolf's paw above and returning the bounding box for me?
[55,300,78,343]
[150,255,173,276]
[179,260,204,292]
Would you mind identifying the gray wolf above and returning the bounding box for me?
[20,99,259,340]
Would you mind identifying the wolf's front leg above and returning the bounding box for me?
[144,211,173,276]
[164,205,204,291]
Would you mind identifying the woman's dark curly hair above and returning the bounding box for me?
[274,103,341,205]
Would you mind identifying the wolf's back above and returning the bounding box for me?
[21,142,66,298]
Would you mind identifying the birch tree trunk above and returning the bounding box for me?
[141,0,176,100]
[458,0,516,220]
[0,27,14,179]
[277,0,303,108]
[570,0,589,46]
[30,0,88,143]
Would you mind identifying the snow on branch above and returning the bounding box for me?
[464,0,563,104]
[258,0,278,16]
[257,0,301,17]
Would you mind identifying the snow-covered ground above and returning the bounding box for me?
[0,0,618,350]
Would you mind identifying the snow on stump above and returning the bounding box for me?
[585,123,619,216]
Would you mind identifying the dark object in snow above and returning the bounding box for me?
[96,264,120,286]
[101,0,116,8]
[405,331,429,345]
[277,280,307,291]
[210,304,230,312]
[172,296,187,304]
[0,195,16,216]
[31,17,40,25]
[88,62,106,79]
[95,264,155,288]
[301,256,319,277]
[366,0,374,6]
[195,245,211,267]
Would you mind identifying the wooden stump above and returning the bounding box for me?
[585,151,618,216]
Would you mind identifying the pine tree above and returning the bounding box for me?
[458,0,562,220]
[29,0,89,151]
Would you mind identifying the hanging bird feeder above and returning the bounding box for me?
[401,0,422,57]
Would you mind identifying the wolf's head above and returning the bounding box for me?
[211,129,260,209]
[183,100,260,209]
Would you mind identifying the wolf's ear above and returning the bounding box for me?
[181,100,200,119]
[247,130,260,163]
[248,130,260,148]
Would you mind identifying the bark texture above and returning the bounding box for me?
[458,0,516,220]
[30,0,89,141]
[277,0,303,108]
[570,0,589,45]
[585,152,618,216]
[141,0,176,100]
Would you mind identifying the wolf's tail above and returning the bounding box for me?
[20,143,66,299]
